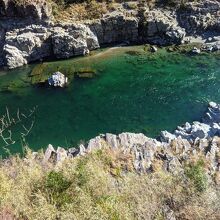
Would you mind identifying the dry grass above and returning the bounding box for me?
[53,1,109,22]
[0,147,219,220]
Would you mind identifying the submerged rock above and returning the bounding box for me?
[191,47,201,54]
[150,45,157,52]
[48,72,68,88]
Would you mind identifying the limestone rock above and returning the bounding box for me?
[4,25,52,68]
[191,47,201,54]
[118,132,149,148]
[203,102,220,124]
[87,136,105,152]
[4,45,27,69]
[88,12,139,45]
[178,0,220,33]
[44,144,56,163]
[0,0,52,20]
[52,25,99,59]
[106,133,119,148]
[141,9,185,45]
[48,72,68,88]
[160,131,176,143]
[78,144,86,156]
[56,147,68,163]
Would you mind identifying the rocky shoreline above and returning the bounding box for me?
[0,0,220,69]
[40,101,220,184]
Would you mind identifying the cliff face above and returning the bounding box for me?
[0,0,52,20]
[0,0,220,69]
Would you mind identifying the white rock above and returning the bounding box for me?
[48,71,68,87]
[106,133,119,148]
[56,147,68,163]
[191,47,201,54]
[44,144,56,162]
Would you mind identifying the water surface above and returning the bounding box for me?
[0,46,219,155]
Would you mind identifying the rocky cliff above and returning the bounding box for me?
[0,0,220,69]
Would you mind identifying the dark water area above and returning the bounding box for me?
[0,46,219,155]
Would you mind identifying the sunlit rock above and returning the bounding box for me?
[48,72,68,88]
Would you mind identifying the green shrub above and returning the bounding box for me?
[185,159,208,192]
[75,158,90,187]
[44,171,72,207]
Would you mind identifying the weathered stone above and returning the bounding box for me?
[160,131,176,143]
[0,0,52,20]
[52,25,99,59]
[178,0,220,33]
[118,132,149,148]
[48,72,68,88]
[3,25,52,68]
[56,147,68,163]
[44,144,56,163]
[203,102,220,124]
[191,47,201,54]
[167,157,182,175]
[78,144,86,156]
[106,133,119,148]
[141,9,185,45]
[87,136,105,152]
[88,12,139,45]
[3,44,27,69]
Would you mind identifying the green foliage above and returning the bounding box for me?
[75,158,90,187]
[185,159,208,192]
[44,171,72,207]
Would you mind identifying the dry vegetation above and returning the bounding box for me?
[0,147,219,220]
[9,0,201,21]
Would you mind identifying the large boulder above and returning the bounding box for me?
[88,12,139,45]
[141,9,185,45]
[3,25,52,68]
[48,72,68,88]
[4,44,27,69]
[178,0,220,34]
[52,25,99,59]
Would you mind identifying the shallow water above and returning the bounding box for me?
[0,46,220,155]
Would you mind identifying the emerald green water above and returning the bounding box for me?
[0,46,220,155]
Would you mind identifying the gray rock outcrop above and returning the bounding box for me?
[161,102,220,143]
[0,0,52,20]
[3,25,52,69]
[88,12,139,44]
[2,24,100,69]
[52,24,99,59]
[141,9,186,45]
[178,0,220,34]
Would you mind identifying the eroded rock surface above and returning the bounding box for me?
[0,0,52,20]
[178,0,220,34]
[52,24,99,59]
